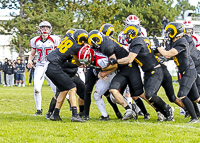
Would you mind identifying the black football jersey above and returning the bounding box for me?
[47,34,82,65]
[99,36,129,68]
[184,34,200,67]
[171,36,195,73]
[129,37,159,72]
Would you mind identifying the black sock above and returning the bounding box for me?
[125,105,131,110]
[135,98,148,115]
[106,96,120,113]
[84,92,91,116]
[72,106,78,116]
[181,97,197,119]
[54,108,60,116]
[193,102,200,114]
[48,97,57,113]
[79,105,84,112]
[149,95,168,116]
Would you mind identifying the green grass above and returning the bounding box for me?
[0,82,200,143]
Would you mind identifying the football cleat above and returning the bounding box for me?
[165,106,174,121]
[138,111,144,116]
[35,109,42,115]
[116,112,123,119]
[157,111,164,122]
[187,118,200,123]
[78,111,85,118]
[143,113,150,120]
[50,114,62,121]
[71,115,85,122]
[100,115,110,121]
[45,112,52,119]
[122,109,137,120]
[185,110,190,118]
[83,115,90,121]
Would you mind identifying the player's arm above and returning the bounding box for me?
[117,52,138,65]
[71,55,81,66]
[27,48,36,68]
[157,47,178,58]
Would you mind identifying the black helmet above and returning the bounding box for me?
[123,24,141,43]
[66,28,76,35]
[72,29,88,45]
[88,30,103,47]
[99,23,114,36]
[165,22,185,39]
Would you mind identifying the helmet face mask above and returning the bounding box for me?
[39,21,52,36]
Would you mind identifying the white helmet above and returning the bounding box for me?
[183,20,194,29]
[39,21,52,36]
[125,15,140,26]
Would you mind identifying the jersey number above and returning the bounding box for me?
[58,37,73,53]
[144,39,151,53]
[37,48,51,61]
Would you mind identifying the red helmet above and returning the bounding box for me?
[125,15,140,26]
[78,45,95,64]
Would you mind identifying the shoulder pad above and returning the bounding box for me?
[184,35,193,43]
[131,37,144,46]
[173,37,188,48]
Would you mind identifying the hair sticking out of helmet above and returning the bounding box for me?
[39,21,52,36]
[99,23,114,37]
[78,45,95,64]
[125,15,140,26]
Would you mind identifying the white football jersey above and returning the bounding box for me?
[95,51,109,69]
[30,35,61,65]
[191,34,200,49]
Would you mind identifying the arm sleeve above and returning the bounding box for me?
[30,38,36,49]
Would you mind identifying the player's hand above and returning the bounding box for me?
[153,37,160,48]
[27,60,33,68]
[109,58,118,65]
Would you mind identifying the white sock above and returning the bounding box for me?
[124,97,132,109]
[34,92,42,110]
[95,99,108,117]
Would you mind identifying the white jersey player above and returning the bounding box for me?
[27,21,61,115]
[78,45,119,120]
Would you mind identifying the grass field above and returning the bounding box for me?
[0,81,200,143]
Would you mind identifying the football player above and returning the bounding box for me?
[78,45,123,120]
[154,22,200,123]
[45,29,88,122]
[27,21,61,115]
[108,24,174,121]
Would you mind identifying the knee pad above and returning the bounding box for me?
[34,87,41,94]
[168,94,176,102]
[93,87,101,101]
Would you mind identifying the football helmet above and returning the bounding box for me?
[72,29,88,45]
[165,22,185,39]
[99,23,114,36]
[78,45,95,64]
[39,21,52,36]
[183,20,194,34]
[125,15,140,26]
[66,28,76,35]
[123,24,141,43]
[88,30,103,48]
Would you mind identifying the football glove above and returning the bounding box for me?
[153,37,160,48]
[109,58,118,65]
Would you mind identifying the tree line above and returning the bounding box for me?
[0,0,198,58]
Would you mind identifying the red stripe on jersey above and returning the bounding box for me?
[196,44,200,48]
[191,35,198,42]
[34,36,41,45]
[95,55,107,67]
[47,35,55,44]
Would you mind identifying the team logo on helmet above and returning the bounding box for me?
[78,45,95,64]
[165,22,185,39]
[99,23,114,36]
[123,25,141,43]
[88,30,103,47]
[125,15,140,26]
[72,29,88,45]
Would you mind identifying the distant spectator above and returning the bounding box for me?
[12,60,17,85]
[0,61,3,85]
[21,59,26,87]
[15,57,25,87]
[28,59,36,85]
[161,16,169,37]
[3,58,8,86]
[6,61,14,87]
